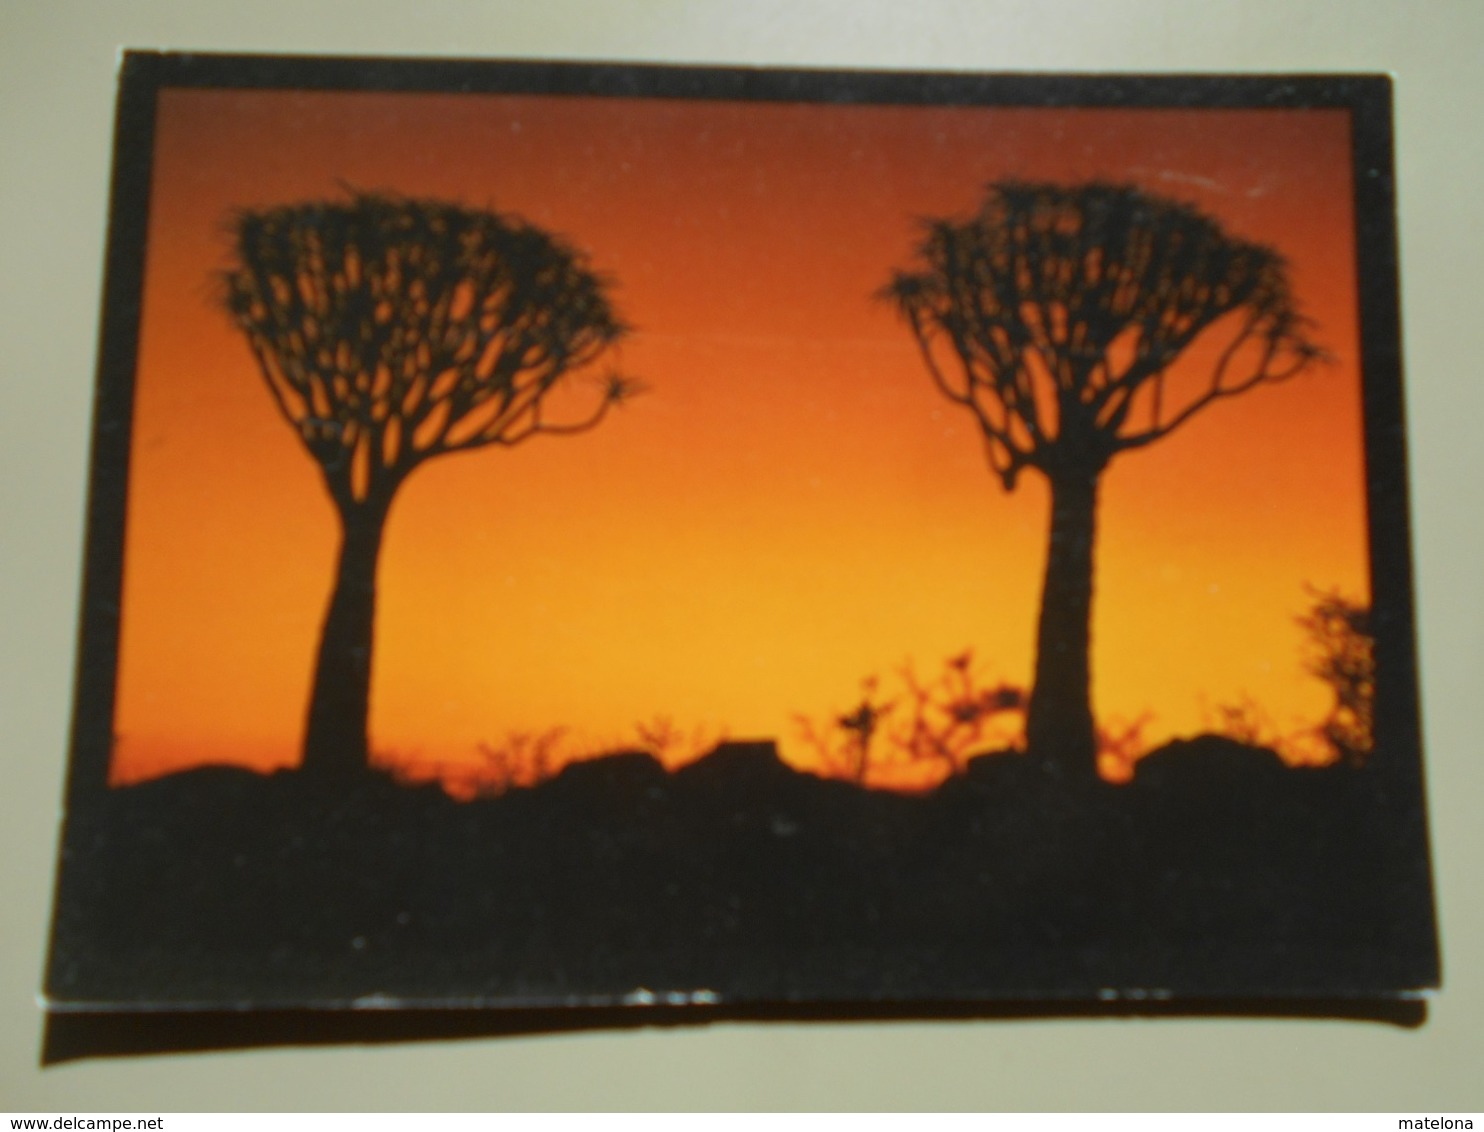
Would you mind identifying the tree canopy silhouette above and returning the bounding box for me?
[884,181,1324,781]
[223,191,634,779]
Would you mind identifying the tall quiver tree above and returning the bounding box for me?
[223,193,633,780]
[884,182,1323,782]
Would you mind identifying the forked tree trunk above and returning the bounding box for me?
[300,498,391,779]
[1024,466,1100,782]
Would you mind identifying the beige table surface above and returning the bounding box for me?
[2,0,1481,1111]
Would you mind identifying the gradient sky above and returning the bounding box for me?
[109,87,1369,789]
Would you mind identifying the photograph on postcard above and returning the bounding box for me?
[46,56,1438,1009]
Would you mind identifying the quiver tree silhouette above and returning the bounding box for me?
[884,181,1324,782]
[222,192,634,780]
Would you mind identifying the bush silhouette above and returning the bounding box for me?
[222,192,634,779]
[1298,587,1375,767]
[795,651,1026,786]
[1203,588,1375,768]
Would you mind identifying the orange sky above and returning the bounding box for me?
[110,87,1369,790]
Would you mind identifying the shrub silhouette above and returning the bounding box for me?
[1203,589,1375,768]
[793,676,897,784]
[1298,587,1375,767]
[895,650,1026,771]
[471,729,569,796]
[1208,693,1290,750]
[884,181,1324,782]
[1094,712,1156,783]
[795,652,1026,785]
[222,192,634,780]
[632,716,730,768]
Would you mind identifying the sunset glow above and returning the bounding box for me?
[110,89,1369,791]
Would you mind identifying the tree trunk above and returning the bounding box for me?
[300,499,390,779]
[1024,466,1100,782]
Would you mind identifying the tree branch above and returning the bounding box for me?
[885,180,1324,492]
[906,307,1034,487]
[1111,331,1306,455]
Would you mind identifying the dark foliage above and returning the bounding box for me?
[222,192,634,503]
[49,739,1436,1008]
[1299,588,1375,767]
[884,182,1324,781]
[794,653,1025,786]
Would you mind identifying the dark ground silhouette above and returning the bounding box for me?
[47,737,1437,1009]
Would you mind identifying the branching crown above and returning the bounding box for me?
[885,181,1324,489]
[222,192,632,510]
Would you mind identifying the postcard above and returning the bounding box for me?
[46,55,1438,1011]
